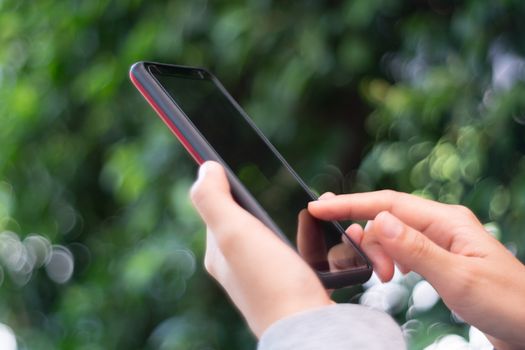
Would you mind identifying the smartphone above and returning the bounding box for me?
[130,61,372,288]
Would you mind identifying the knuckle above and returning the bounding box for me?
[451,204,477,220]
[189,181,207,206]
[448,205,480,224]
[410,232,431,261]
[380,189,398,200]
[379,189,399,211]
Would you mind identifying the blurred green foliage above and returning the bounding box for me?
[1,0,524,349]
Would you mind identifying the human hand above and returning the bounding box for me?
[190,161,333,337]
[308,190,525,349]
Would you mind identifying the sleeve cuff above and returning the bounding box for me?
[258,303,406,350]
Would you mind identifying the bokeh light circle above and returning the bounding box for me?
[45,245,74,284]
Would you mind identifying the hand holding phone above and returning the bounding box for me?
[191,161,333,337]
[130,61,372,288]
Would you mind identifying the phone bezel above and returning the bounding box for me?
[130,61,373,288]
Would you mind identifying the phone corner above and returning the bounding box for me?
[129,61,148,78]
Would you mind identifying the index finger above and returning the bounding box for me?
[308,190,448,232]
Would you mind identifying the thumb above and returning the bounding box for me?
[372,211,455,287]
[190,161,243,228]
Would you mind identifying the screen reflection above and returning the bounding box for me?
[296,209,364,272]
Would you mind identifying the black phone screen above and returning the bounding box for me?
[149,66,368,275]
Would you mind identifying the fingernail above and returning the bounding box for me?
[318,192,336,200]
[364,220,373,232]
[378,212,403,238]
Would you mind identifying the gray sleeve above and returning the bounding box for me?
[257,304,406,350]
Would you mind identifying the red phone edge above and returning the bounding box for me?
[129,70,205,165]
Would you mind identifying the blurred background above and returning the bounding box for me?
[1,0,524,349]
